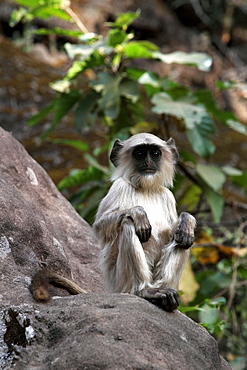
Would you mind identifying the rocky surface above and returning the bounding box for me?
[2,294,231,370]
[0,127,231,369]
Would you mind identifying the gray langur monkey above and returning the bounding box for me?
[93,133,196,312]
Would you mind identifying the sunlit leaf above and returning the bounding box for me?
[65,43,95,59]
[199,304,219,325]
[178,183,202,211]
[179,260,199,304]
[123,41,158,59]
[12,0,41,6]
[106,10,140,30]
[151,92,215,157]
[9,7,29,26]
[130,121,158,135]
[138,72,160,88]
[153,51,212,71]
[222,166,243,176]
[196,164,226,192]
[31,6,70,21]
[226,119,247,135]
[192,246,219,265]
[50,80,71,93]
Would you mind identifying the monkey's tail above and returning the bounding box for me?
[30,268,86,303]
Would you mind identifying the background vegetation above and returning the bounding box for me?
[9,1,247,368]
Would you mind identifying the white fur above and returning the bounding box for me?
[93,133,193,295]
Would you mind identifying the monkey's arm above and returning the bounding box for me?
[94,205,152,243]
[172,212,196,249]
[30,269,86,303]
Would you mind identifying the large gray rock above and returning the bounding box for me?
[0,127,103,307]
[0,128,231,369]
[2,294,231,370]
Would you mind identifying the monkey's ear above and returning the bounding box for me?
[166,138,179,164]
[110,139,124,167]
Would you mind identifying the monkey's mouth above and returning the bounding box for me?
[139,168,156,174]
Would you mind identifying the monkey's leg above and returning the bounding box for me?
[139,240,189,311]
[153,240,190,290]
[114,218,152,293]
[139,286,180,312]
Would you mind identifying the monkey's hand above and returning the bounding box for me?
[127,206,152,243]
[173,212,196,249]
[140,287,180,312]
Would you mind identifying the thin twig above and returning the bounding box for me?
[63,2,89,34]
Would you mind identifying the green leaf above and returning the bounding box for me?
[27,101,55,126]
[237,266,247,280]
[222,166,243,176]
[138,72,160,88]
[74,92,99,131]
[107,29,129,47]
[199,304,219,326]
[126,68,146,81]
[48,138,89,152]
[84,153,109,174]
[92,72,122,119]
[151,92,206,129]
[151,92,215,157]
[204,186,224,222]
[178,183,202,211]
[187,128,215,158]
[106,10,140,30]
[34,27,83,38]
[196,164,226,192]
[65,52,105,80]
[124,41,158,59]
[12,0,41,6]
[231,172,247,192]
[31,6,70,21]
[65,43,95,59]
[216,80,235,90]
[58,166,104,191]
[50,80,71,93]
[119,79,139,103]
[226,119,247,135]
[209,297,226,307]
[53,91,81,126]
[9,7,28,26]
[153,51,212,71]
[40,91,81,139]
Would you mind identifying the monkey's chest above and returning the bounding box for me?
[130,195,171,239]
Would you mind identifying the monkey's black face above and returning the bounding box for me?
[132,145,162,175]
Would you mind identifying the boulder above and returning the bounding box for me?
[0,128,231,369]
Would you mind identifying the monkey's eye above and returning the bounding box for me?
[150,149,161,159]
[133,149,145,160]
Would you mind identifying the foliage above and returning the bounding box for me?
[11,2,247,224]
[10,2,247,366]
[181,227,247,366]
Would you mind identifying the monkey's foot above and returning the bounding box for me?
[139,287,180,312]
